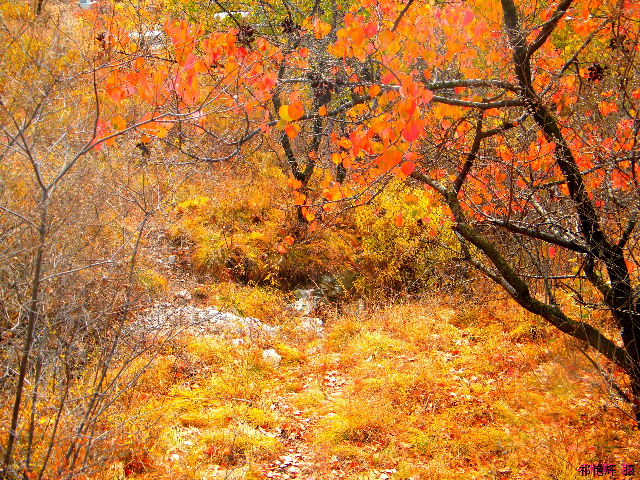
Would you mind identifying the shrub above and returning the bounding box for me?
[353,181,457,296]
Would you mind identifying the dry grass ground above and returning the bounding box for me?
[93,294,640,480]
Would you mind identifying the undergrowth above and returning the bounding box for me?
[90,295,639,480]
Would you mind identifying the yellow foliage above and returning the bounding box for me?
[137,269,168,294]
[166,159,462,298]
[341,330,413,364]
[184,335,237,364]
[316,397,395,446]
[132,355,177,393]
[274,343,306,364]
[208,353,271,401]
[203,282,288,320]
[354,180,456,295]
[0,1,31,19]
[200,424,283,465]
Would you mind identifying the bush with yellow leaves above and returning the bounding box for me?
[168,163,458,298]
[167,160,359,290]
[353,181,458,296]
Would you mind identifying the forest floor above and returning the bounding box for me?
[100,285,640,480]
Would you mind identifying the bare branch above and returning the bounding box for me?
[392,0,417,31]
[432,96,523,110]
[454,115,483,192]
[487,218,589,253]
[527,0,574,57]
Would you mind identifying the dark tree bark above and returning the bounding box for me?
[500,0,640,421]
[408,0,640,423]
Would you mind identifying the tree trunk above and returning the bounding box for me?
[2,194,48,478]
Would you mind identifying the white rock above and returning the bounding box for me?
[176,289,192,301]
[136,303,279,338]
[299,317,324,335]
[290,297,315,315]
[129,29,166,50]
[262,349,282,366]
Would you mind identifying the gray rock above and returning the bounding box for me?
[293,288,316,299]
[318,273,344,300]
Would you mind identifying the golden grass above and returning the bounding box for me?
[89,294,640,480]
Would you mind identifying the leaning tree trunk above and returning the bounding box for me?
[500,0,640,421]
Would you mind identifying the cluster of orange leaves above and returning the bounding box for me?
[91,0,640,228]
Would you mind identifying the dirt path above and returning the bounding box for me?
[264,370,350,480]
